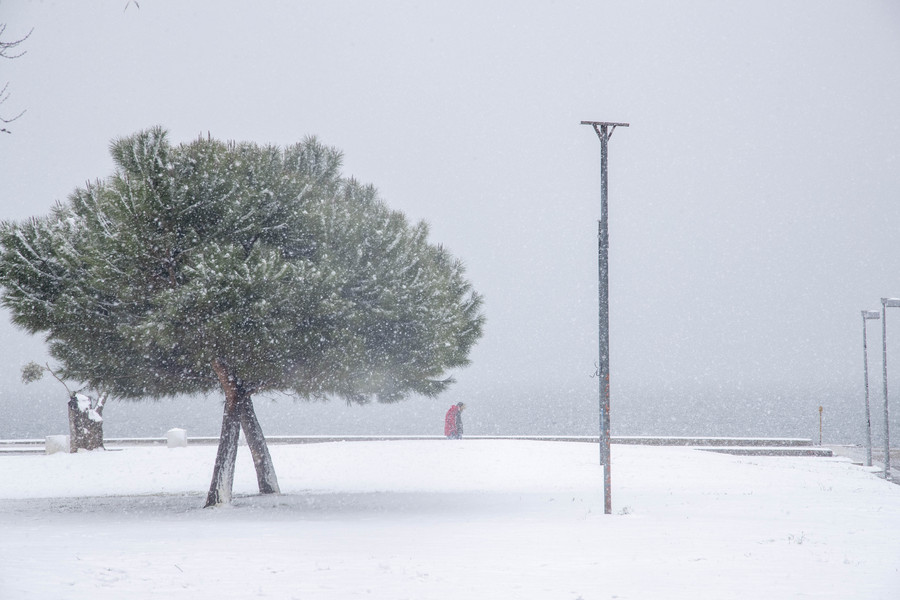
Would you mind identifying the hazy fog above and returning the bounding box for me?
[1,1,899,444]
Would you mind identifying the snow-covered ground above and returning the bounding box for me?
[0,440,898,599]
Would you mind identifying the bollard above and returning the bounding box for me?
[45,435,71,455]
[166,428,187,448]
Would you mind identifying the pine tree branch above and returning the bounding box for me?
[0,25,32,59]
[44,362,74,397]
[0,25,32,132]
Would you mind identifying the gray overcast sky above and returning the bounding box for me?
[1,0,900,442]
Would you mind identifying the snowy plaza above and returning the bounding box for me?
[1,439,898,599]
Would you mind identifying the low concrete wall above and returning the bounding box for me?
[1,434,819,447]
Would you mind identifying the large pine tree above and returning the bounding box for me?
[0,127,484,506]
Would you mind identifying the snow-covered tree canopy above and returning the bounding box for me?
[0,127,485,404]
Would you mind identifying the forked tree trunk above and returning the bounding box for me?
[205,359,280,507]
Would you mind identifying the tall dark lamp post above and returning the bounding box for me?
[861,310,880,467]
[581,120,629,514]
[880,298,900,480]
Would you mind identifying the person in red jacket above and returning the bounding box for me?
[444,402,465,439]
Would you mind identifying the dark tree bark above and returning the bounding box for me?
[238,395,280,495]
[204,400,241,507]
[205,360,243,507]
[67,394,104,452]
[205,359,280,507]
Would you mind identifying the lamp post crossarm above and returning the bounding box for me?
[581,121,630,142]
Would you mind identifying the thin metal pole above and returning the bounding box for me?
[882,301,892,480]
[818,406,823,446]
[582,120,628,515]
[862,313,873,467]
[598,124,611,515]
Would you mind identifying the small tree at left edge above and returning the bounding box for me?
[22,361,106,452]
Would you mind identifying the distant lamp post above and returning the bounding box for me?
[861,310,880,467]
[880,298,900,480]
[818,406,824,446]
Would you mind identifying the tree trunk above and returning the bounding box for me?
[205,360,281,506]
[205,360,244,507]
[204,398,241,507]
[67,394,104,452]
[238,395,280,495]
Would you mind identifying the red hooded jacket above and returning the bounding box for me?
[444,404,460,437]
